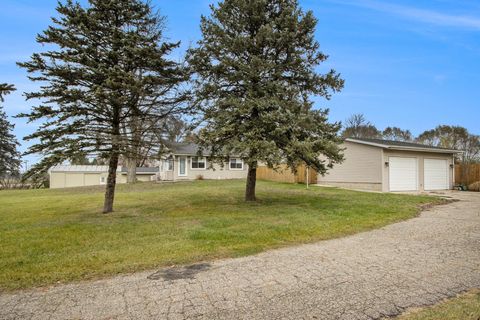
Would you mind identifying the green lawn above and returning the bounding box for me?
[0,180,442,291]
[395,289,480,320]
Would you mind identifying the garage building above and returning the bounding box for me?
[49,165,159,189]
[317,138,460,192]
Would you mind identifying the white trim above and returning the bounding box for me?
[346,138,460,154]
[346,138,388,149]
[388,146,460,154]
[100,176,106,185]
[165,158,174,172]
[178,156,187,177]
[229,158,244,170]
[190,156,207,170]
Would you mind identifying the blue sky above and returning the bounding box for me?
[1,0,479,167]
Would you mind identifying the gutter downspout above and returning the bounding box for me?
[173,156,176,182]
[306,166,309,189]
[158,161,161,182]
[452,154,455,190]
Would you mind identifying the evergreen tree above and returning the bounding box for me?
[120,17,190,184]
[18,0,189,212]
[188,0,344,201]
[0,83,21,178]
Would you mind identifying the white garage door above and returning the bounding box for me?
[424,159,448,190]
[389,157,418,191]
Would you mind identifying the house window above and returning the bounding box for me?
[100,176,106,184]
[229,158,243,170]
[165,158,174,171]
[191,157,206,169]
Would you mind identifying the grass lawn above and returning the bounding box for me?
[394,289,480,320]
[0,180,442,291]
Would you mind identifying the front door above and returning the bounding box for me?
[178,156,187,177]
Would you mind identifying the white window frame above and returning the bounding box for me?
[165,158,174,171]
[100,176,106,185]
[178,156,188,177]
[191,156,207,170]
[229,158,244,170]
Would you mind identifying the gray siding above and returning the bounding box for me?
[317,141,383,190]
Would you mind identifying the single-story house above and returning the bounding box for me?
[317,138,460,192]
[49,165,159,189]
[158,143,248,181]
[51,139,457,191]
[49,143,248,188]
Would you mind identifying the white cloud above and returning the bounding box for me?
[326,0,480,30]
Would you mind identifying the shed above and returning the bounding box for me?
[49,165,159,189]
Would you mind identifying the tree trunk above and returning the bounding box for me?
[104,112,121,214]
[103,152,119,213]
[245,162,257,201]
[126,157,137,184]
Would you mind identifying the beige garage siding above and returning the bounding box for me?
[317,141,383,191]
[50,172,66,189]
[51,172,103,188]
[113,173,155,184]
[116,174,127,184]
[84,173,102,186]
[64,173,85,188]
[382,150,454,192]
[116,174,153,183]
[50,171,155,188]
[136,175,153,182]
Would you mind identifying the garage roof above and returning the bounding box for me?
[346,137,461,154]
[50,165,159,174]
[50,165,109,173]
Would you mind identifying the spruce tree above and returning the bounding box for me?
[0,84,21,178]
[18,0,189,212]
[188,0,344,201]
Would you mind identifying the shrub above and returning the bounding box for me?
[0,177,25,190]
[468,181,480,192]
[196,174,204,180]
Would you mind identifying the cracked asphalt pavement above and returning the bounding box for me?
[1,191,479,320]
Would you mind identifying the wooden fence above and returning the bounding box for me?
[455,164,480,190]
[256,164,317,184]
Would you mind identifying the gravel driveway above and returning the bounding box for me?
[1,191,479,320]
